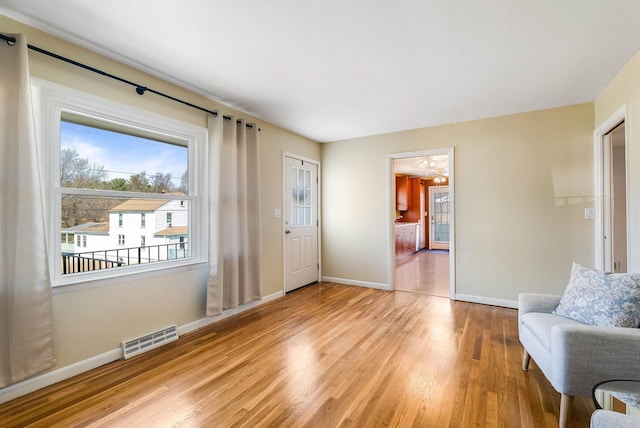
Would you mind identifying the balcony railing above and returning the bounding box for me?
[61,241,190,274]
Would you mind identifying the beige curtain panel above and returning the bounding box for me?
[0,33,56,388]
[206,114,261,316]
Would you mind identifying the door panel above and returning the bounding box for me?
[284,156,318,292]
[429,185,450,250]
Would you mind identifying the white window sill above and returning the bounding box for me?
[51,259,207,295]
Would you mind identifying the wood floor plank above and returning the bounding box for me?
[0,283,595,427]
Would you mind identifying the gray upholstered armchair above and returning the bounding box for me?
[518,293,640,428]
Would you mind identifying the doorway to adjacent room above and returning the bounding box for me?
[594,107,628,274]
[390,148,455,298]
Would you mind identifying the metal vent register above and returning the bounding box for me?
[121,325,178,359]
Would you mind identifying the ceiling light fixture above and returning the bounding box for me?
[433,174,447,184]
[418,157,448,184]
[417,157,437,169]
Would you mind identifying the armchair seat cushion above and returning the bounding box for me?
[521,312,585,352]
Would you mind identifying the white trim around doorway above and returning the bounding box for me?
[281,152,322,294]
[389,147,456,299]
[593,105,628,271]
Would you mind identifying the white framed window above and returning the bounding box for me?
[167,212,173,227]
[76,235,81,247]
[290,166,313,227]
[33,79,208,287]
[82,236,87,247]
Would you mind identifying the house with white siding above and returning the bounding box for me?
[62,198,189,268]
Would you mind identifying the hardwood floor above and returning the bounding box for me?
[0,283,594,427]
[395,249,450,297]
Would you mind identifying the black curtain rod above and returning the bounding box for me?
[1,33,258,130]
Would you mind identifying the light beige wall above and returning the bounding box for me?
[0,15,320,368]
[322,103,595,302]
[595,50,640,272]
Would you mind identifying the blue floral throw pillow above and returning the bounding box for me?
[553,262,640,327]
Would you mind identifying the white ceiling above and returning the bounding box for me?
[1,1,639,142]
[394,155,449,178]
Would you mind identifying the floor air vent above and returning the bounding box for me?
[121,325,178,359]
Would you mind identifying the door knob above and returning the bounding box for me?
[285,230,291,234]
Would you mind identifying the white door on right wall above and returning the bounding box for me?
[429,185,450,250]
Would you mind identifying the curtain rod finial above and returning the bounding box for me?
[0,33,16,46]
[136,86,147,95]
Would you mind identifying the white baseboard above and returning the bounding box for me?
[0,290,283,405]
[177,290,283,336]
[454,293,518,309]
[0,348,122,405]
[322,276,391,291]
[321,278,517,309]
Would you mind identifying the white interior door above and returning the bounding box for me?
[429,185,450,250]
[284,156,319,292]
[602,122,627,273]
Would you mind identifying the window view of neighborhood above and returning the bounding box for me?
[59,116,190,275]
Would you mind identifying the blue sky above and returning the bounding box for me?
[61,121,188,187]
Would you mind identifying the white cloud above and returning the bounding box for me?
[61,125,188,185]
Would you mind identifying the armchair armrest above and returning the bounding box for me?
[518,293,562,315]
[551,324,640,397]
[518,293,562,326]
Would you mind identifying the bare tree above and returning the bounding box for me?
[60,148,80,184]
[60,148,112,227]
[129,172,150,192]
[179,170,189,193]
[151,172,173,193]
[60,148,107,188]
[61,196,119,228]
